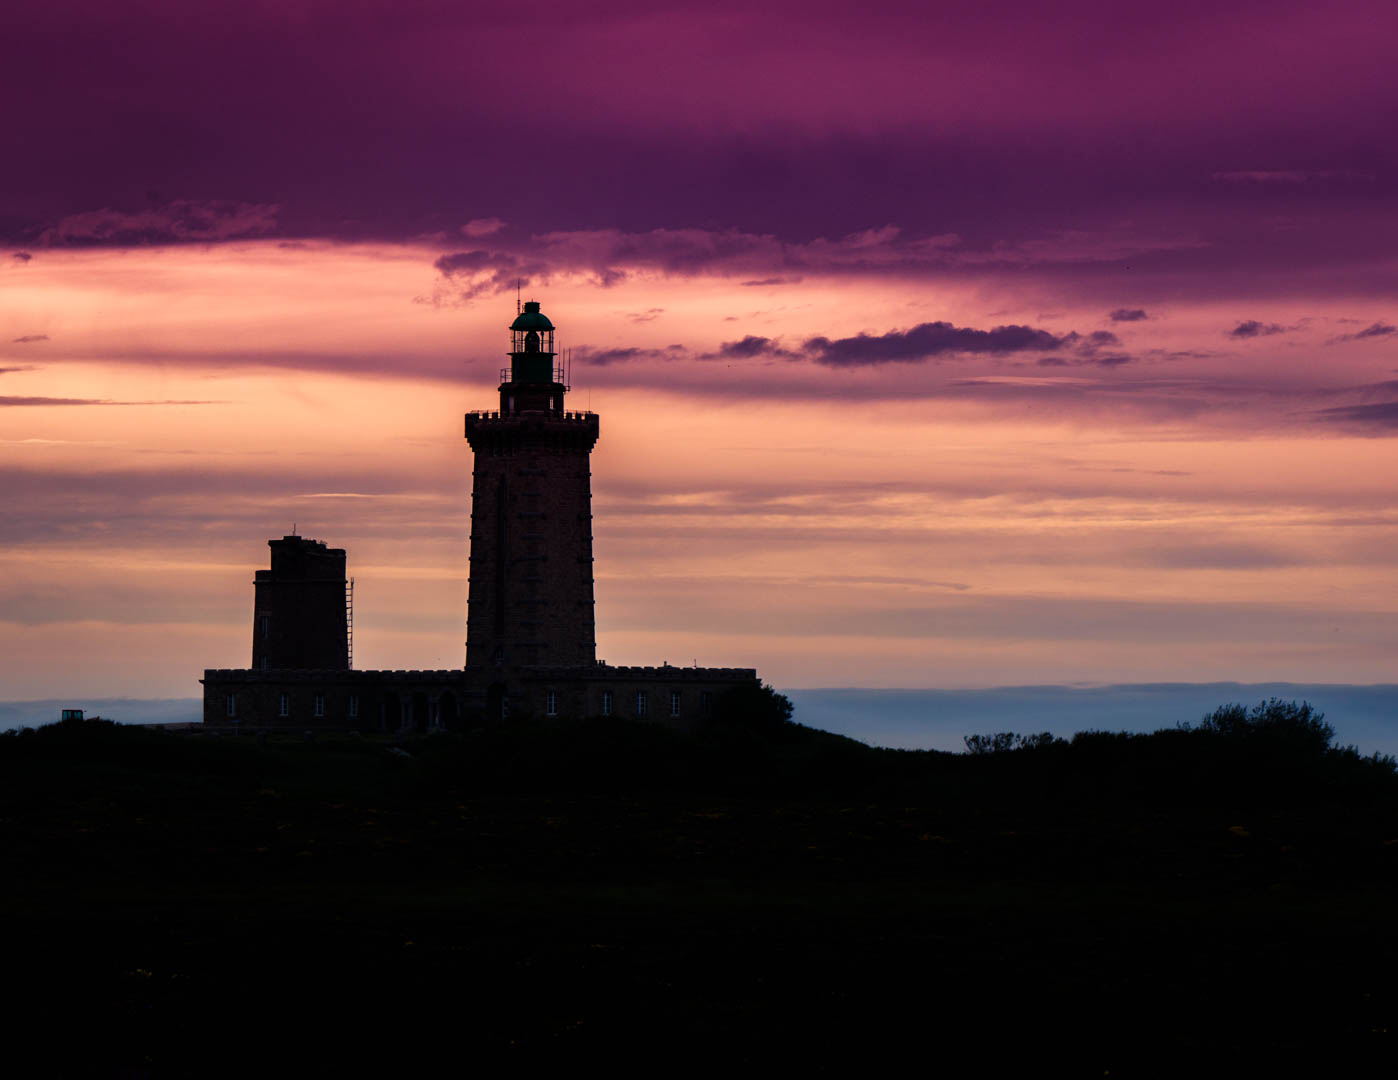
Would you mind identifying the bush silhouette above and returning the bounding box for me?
[963,731,1060,754]
[708,682,794,734]
[1191,698,1335,754]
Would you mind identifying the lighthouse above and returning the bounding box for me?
[463,301,600,670]
[203,299,758,731]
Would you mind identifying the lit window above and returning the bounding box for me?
[313,693,325,718]
[348,694,359,719]
[279,693,289,718]
[226,694,236,718]
[601,690,612,717]
[669,691,681,718]
[545,690,557,717]
[636,691,647,717]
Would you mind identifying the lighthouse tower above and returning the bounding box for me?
[463,301,600,669]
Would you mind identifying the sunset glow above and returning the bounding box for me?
[4,1,1397,703]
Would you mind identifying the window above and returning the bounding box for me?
[635,691,647,717]
[279,692,289,718]
[500,695,509,720]
[260,656,269,671]
[313,693,325,718]
[601,690,612,717]
[700,691,713,712]
[259,615,269,639]
[226,693,236,718]
[348,694,359,719]
[545,690,557,717]
[669,691,681,718]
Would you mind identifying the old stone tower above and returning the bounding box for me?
[462,301,600,669]
[251,535,348,672]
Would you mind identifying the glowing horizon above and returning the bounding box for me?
[4,3,1397,699]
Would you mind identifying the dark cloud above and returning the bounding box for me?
[1327,322,1397,345]
[429,249,544,303]
[1312,402,1398,428]
[1063,328,1134,366]
[433,250,503,276]
[1,0,1396,330]
[715,335,798,360]
[741,277,801,286]
[1109,308,1148,322]
[11,335,49,344]
[0,397,217,407]
[461,217,506,238]
[38,200,278,247]
[1309,377,1398,428]
[11,252,32,263]
[1230,320,1285,338]
[573,346,666,366]
[1131,542,1308,570]
[803,321,1066,367]
[0,367,34,375]
[1,396,110,406]
[540,227,777,277]
[1212,169,1374,185]
[628,308,664,323]
[704,321,1130,369]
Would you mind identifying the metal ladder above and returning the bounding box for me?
[346,577,354,669]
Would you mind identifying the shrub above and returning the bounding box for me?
[963,731,1060,755]
[709,682,794,734]
[1193,699,1335,755]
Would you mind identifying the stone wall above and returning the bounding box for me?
[201,663,758,733]
[202,669,480,733]
[500,665,759,730]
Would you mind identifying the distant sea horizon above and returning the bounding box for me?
[5,682,1396,756]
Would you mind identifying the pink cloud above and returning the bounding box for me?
[461,218,506,238]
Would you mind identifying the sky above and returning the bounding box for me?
[2,0,1397,701]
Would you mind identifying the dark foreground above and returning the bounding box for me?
[5,704,1397,1075]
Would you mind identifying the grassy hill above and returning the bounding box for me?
[4,697,1396,1074]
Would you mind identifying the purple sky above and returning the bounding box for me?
[7,1,1397,280]
[3,1,1398,700]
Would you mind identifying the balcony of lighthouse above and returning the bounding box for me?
[467,407,596,423]
[462,407,599,451]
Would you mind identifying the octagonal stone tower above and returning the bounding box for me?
[463,301,600,669]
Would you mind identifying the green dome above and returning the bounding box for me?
[510,300,555,332]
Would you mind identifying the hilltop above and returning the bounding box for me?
[4,694,1396,1073]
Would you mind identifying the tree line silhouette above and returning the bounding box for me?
[5,689,1397,1073]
